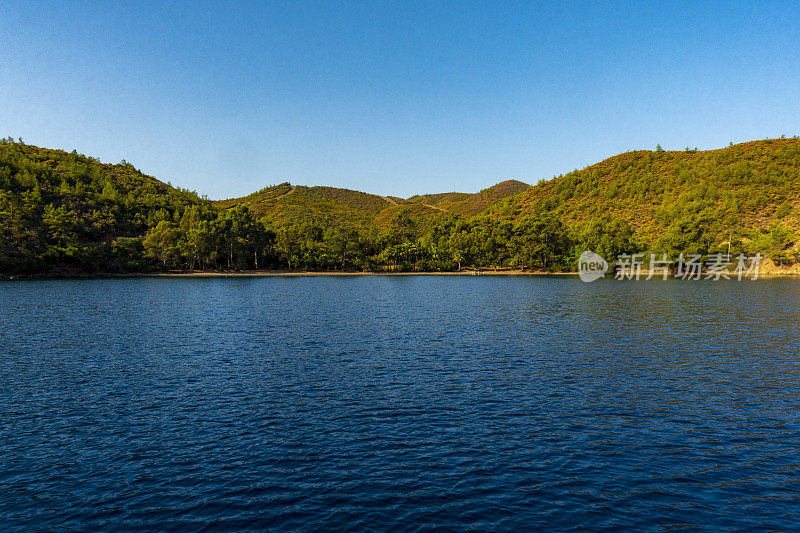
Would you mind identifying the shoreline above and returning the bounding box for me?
[2,269,800,280]
[0,269,570,280]
[109,269,576,278]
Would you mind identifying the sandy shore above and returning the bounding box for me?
[4,269,799,280]
[104,266,800,279]
[106,269,573,278]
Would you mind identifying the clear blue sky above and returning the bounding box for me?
[2,1,799,199]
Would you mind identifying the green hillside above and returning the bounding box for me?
[3,136,799,275]
[405,191,473,206]
[498,139,800,262]
[440,180,530,216]
[216,179,528,227]
[216,182,295,209]
[217,184,392,228]
[401,180,529,217]
[0,139,275,274]
[372,203,450,229]
[0,139,201,273]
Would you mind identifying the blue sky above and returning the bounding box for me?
[2,1,799,199]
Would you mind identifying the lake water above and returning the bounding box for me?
[1,276,800,531]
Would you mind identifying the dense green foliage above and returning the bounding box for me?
[0,139,276,274]
[502,138,800,264]
[2,137,799,275]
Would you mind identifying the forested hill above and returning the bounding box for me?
[214,179,529,226]
[2,136,800,275]
[494,138,800,262]
[403,180,530,216]
[0,139,205,273]
[215,184,394,228]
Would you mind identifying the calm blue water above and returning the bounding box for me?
[1,276,800,531]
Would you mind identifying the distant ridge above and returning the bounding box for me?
[215,178,530,227]
[216,178,529,224]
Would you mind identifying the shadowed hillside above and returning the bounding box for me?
[0,139,281,274]
[0,139,203,273]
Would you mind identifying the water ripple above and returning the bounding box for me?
[1,276,800,530]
